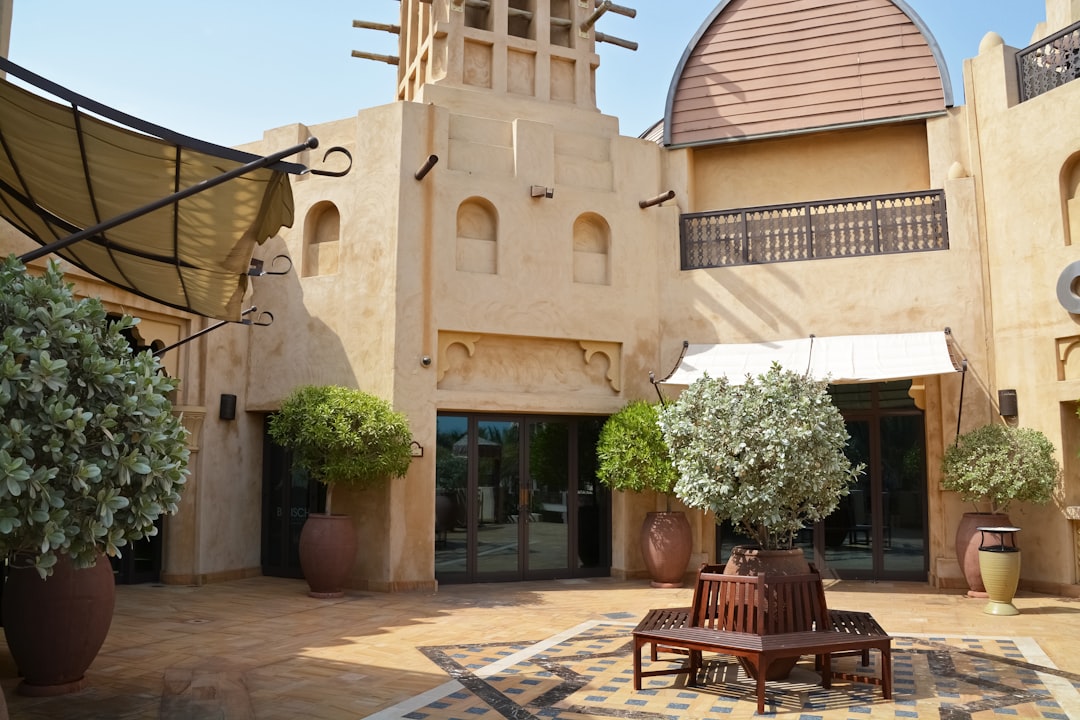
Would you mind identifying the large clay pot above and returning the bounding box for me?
[2,552,116,696]
[723,546,811,680]
[723,545,811,576]
[639,511,693,588]
[299,513,358,598]
[955,512,1010,597]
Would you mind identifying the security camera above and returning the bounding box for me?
[421,356,432,367]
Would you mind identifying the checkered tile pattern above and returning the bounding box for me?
[407,624,1080,719]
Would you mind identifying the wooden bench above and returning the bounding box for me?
[632,566,892,714]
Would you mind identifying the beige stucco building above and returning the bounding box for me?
[4,0,1080,597]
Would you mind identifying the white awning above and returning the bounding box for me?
[663,330,963,385]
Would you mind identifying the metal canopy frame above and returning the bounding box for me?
[0,56,351,354]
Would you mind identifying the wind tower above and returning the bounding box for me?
[352,0,638,122]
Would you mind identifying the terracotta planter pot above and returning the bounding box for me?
[639,511,692,588]
[955,512,1010,597]
[299,513,358,598]
[2,552,116,696]
[723,545,811,576]
[723,546,810,680]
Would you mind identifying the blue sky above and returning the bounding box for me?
[8,1,1047,147]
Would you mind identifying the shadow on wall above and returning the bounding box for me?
[244,232,362,408]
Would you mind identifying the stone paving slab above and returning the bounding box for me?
[1,576,1079,719]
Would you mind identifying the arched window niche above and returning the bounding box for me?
[302,201,341,278]
[456,197,498,274]
[1062,152,1080,246]
[573,213,610,285]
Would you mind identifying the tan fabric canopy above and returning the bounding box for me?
[663,331,963,386]
[0,58,302,321]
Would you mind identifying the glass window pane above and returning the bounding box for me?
[435,415,469,575]
[882,415,927,573]
[823,420,873,574]
[528,421,569,571]
[577,418,607,569]
[477,420,520,575]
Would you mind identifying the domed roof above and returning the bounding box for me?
[663,0,952,147]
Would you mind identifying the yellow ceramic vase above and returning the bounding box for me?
[978,548,1021,616]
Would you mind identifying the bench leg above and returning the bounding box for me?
[633,639,643,690]
[756,662,767,715]
[819,654,832,690]
[880,647,892,700]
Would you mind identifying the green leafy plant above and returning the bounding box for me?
[942,423,1059,513]
[0,256,190,577]
[658,363,862,550]
[596,400,678,509]
[268,384,413,513]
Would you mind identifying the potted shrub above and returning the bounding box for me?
[942,423,1059,599]
[0,257,190,695]
[658,363,862,574]
[268,384,412,597]
[596,400,691,587]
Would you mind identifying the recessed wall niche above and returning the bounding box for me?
[550,0,572,47]
[1062,152,1080,246]
[457,197,498,274]
[573,212,610,285]
[302,201,341,278]
[508,0,534,39]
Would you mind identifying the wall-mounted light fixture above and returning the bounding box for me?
[998,389,1018,418]
[530,185,554,199]
[219,393,237,421]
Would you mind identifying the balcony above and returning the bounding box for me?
[680,190,948,270]
[1018,20,1080,102]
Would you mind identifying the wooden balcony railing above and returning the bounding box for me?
[1017,20,1080,102]
[679,190,948,270]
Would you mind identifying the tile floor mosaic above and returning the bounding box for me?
[373,619,1080,719]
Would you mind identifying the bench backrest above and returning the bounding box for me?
[689,564,830,635]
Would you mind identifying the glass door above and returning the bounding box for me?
[261,419,325,578]
[435,413,609,583]
[816,382,928,581]
[475,418,521,577]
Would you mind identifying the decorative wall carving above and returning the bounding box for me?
[1056,335,1080,380]
[437,331,621,394]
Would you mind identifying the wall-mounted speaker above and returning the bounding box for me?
[219,393,237,421]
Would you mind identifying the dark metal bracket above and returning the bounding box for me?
[248,255,293,276]
[308,146,353,177]
[153,307,273,358]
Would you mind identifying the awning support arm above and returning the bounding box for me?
[650,340,690,405]
[955,359,968,442]
[655,340,689,384]
[18,137,319,264]
[153,307,273,358]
